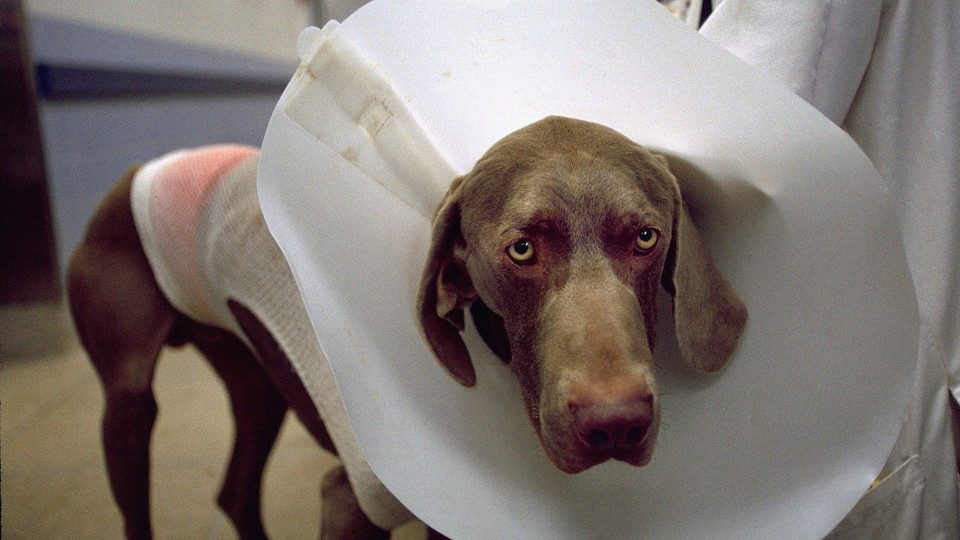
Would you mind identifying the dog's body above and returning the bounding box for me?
[68,145,412,539]
[69,117,745,538]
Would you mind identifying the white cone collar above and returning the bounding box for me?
[257,1,917,538]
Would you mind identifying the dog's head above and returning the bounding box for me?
[418,116,746,472]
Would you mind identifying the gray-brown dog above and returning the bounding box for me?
[418,116,746,473]
[68,154,424,540]
[68,115,744,539]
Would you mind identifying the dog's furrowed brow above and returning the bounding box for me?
[498,215,564,237]
[603,209,665,233]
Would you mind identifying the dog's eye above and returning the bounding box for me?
[507,238,536,264]
[635,228,659,254]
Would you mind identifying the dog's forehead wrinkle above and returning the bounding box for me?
[463,135,675,241]
[497,164,660,241]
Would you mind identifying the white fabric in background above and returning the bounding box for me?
[702,1,960,537]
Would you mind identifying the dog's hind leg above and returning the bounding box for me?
[190,325,287,540]
[67,171,173,540]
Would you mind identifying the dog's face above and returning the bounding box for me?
[419,116,746,473]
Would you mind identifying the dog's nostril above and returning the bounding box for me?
[572,407,653,449]
[586,429,611,448]
[624,425,646,446]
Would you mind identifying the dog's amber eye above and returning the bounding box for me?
[507,238,536,264]
[635,228,658,254]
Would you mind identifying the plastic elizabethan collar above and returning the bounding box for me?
[257,1,918,538]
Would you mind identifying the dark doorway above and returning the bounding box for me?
[1,0,60,303]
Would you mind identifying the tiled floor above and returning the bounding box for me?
[0,303,425,539]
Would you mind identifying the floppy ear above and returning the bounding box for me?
[417,176,478,386]
[661,170,748,373]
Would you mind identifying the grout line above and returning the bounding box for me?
[1,462,107,478]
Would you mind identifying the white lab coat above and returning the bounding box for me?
[702,1,960,537]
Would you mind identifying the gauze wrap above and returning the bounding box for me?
[130,145,413,529]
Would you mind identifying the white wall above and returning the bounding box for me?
[25,0,376,274]
[318,0,370,24]
[24,0,312,62]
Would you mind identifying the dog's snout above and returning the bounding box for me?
[570,398,653,450]
[567,378,654,450]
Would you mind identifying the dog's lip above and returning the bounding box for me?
[612,447,654,467]
[561,442,653,472]
[554,447,652,474]
[555,453,607,474]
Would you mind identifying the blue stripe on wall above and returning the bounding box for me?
[26,15,297,274]
[34,64,288,100]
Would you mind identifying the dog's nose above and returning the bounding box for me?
[568,378,654,450]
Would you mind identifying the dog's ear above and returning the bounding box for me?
[660,164,747,373]
[417,176,478,386]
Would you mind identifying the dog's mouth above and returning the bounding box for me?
[546,439,657,474]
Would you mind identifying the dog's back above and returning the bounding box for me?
[130,145,258,329]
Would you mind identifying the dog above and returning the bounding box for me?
[68,116,745,538]
[417,116,746,473]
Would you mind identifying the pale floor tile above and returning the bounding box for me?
[1,328,427,539]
